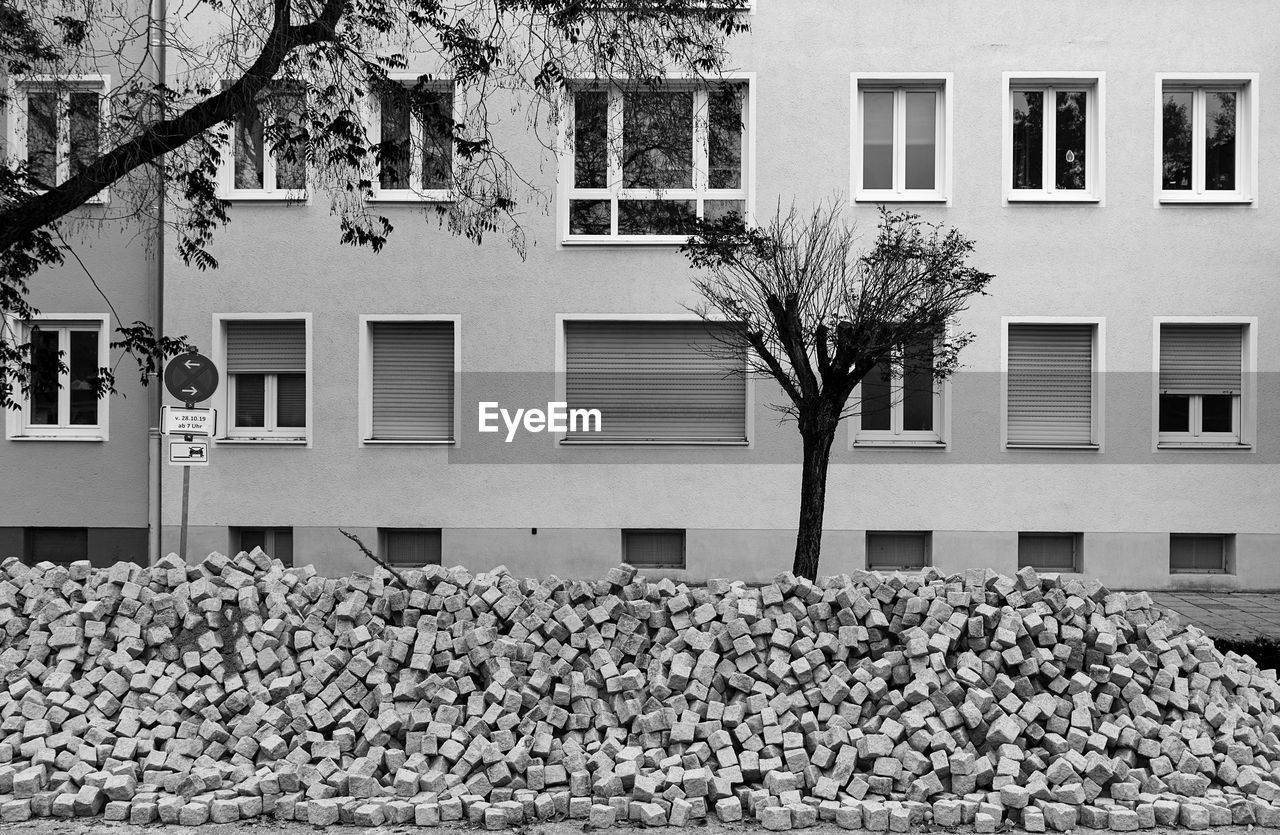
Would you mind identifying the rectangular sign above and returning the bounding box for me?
[168,440,210,467]
[162,406,216,436]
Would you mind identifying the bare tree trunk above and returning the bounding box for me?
[793,428,835,580]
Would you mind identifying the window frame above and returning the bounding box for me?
[850,73,952,204]
[1151,316,1256,452]
[6,75,111,204]
[1002,72,1105,204]
[212,313,312,446]
[621,528,687,571]
[358,314,461,446]
[1169,533,1233,575]
[232,526,294,566]
[1154,74,1258,205]
[379,528,444,567]
[553,313,754,447]
[865,530,932,572]
[851,332,950,449]
[1017,532,1082,573]
[1000,316,1105,451]
[558,73,755,246]
[4,313,111,442]
[366,74,457,203]
[218,81,310,202]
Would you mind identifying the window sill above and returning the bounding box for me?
[7,434,106,442]
[219,192,308,203]
[1170,569,1230,575]
[1158,194,1253,205]
[217,437,308,445]
[561,236,690,247]
[1006,193,1100,203]
[559,438,750,446]
[1157,441,1251,451]
[867,566,930,573]
[369,193,453,204]
[854,192,948,204]
[853,439,946,449]
[1006,443,1100,451]
[362,439,455,446]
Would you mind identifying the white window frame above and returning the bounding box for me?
[218,82,309,202]
[211,313,312,446]
[357,314,461,446]
[850,335,950,449]
[558,73,756,246]
[1002,72,1105,204]
[6,75,110,204]
[4,313,110,442]
[1151,316,1256,452]
[366,75,457,203]
[1154,74,1258,206]
[553,313,754,447]
[850,73,952,204]
[1000,316,1105,451]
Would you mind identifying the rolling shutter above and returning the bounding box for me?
[1170,534,1226,573]
[226,321,306,373]
[1018,533,1078,571]
[866,531,929,570]
[371,321,454,440]
[1007,324,1094,446]
[565,321,746,442]
[623,530,686,569]
[384,529,443,567]
[1159,324,1242,395]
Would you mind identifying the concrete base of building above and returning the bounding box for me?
[161,526,1280,590]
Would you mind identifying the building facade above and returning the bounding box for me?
[6,1,1279,588]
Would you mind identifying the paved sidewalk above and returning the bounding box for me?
[1151,592,1280,641]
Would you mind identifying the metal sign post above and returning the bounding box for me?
[163,352,219,560]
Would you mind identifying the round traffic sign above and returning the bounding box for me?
[164,352,220,404]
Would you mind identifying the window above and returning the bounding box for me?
[854,336,943,446]
[364,319,456,442]
[622,529,686,570]
[380,529,443,567]
[7,316,109,440]
[564,80,750,241]
[853,75,949,202]
[1170,534,1231,574]
[24,528,88,565]
[223,319,308,440]
[234,527,293,567]
[10,78,106,196]
[1018,533,1081,572]
[225,84,307,197]
[371,80,453,200]
[1158,76,1256,203]
[1004,74,1102,201]
[563,320,747,444]
[866,531,930,571]
[1005,321,1100,448]
[1158,323,1247,448]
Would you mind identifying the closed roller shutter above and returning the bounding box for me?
[623,530,685,569]
[226,321,306,373]
[371,321,454,440]
[1018,533,1079,571]
[565,321,746,442]
[866,531,929,570]
[1159,324,1242,395]
[1007,323,1094,446]
[383,529,443,566]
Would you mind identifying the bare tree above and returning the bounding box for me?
[682,201,994,580]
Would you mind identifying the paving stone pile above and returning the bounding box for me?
[0,551,1279,831]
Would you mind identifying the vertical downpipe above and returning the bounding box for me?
[146,0,168,563]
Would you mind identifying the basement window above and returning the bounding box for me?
[234,527,293,567]
[1018,532,1081,572]
[1170,533,1232,574]
[24,527,88,566]
[623,529,686,570]
[866,531,930,571]
[380,528,443,567]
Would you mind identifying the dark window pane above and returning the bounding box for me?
[29,328,60,425]
[27,92,57,186]
[379,86,411,190]
[617,200,695,235]
[623,530,685,569]
[1205,91,1236,191]
[708,84,743,190]
[276,373,306,428]
[904,90,936,191]
[26,528,88,565]
[238,528,266,553]
[1055,90,1087,190]
[234,110,264,189]
[68,330,98,426]
[274,529,294,567]
[269,89,306,190]
[622,91,693,189]
[1159,394,1190,433]
[862,91,893,190]
[569,200,611,235]
[1012,91,1043,190]
[574,91,608,189]
[1201,394,1234,433]
[902,340,934,432]
[235,374,266,426]
[384,529,443,567]
[1162,90,1193,190]
[859,362,891,431]
[703,200,745,227]
[867,532,928,570]
[69,91,99,179]
[1170,534,1225,573]
[420,89,453,190]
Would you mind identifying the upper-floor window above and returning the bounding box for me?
[853,75,950,203]
[1005,74,1103,202]
[224,84,307,198]
[1157,322,1248,448]
[221,318,309,441]
[10,78,106,197]
[564,81,750,242]
[371,80,454,200]
[1159,76,1257,203]
[854,335,944,446]
[5,316,109,441]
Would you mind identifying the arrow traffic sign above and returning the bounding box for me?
[168,439,210,467]
[164,352,219,404]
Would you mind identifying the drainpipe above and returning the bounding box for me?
[147,0,167,563]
